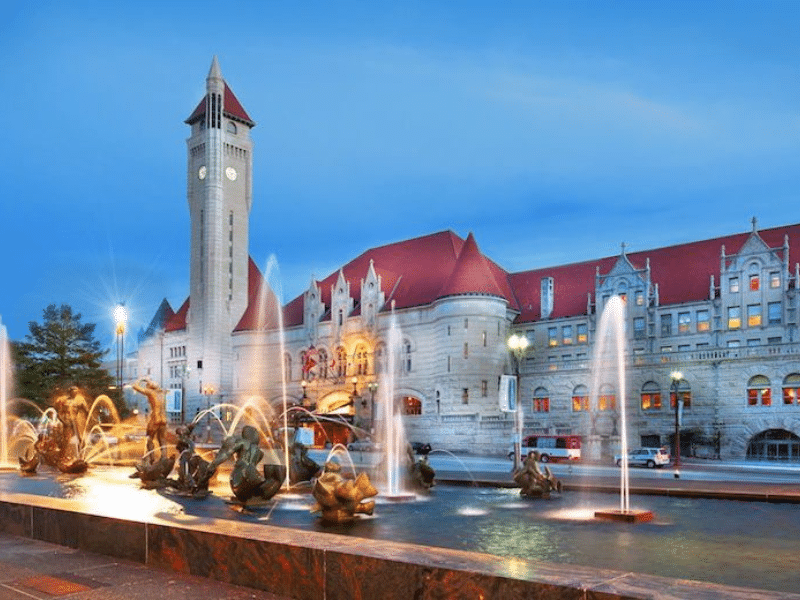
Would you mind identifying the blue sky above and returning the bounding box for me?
[1,1,798,349]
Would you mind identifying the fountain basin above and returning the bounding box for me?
[594,508,654,523]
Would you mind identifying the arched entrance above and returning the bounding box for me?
[746,429,800,461]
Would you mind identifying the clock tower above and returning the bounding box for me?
[185,56,255,400]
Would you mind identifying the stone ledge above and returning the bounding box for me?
[0,492,796,600]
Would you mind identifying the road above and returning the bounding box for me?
[309,448,800,486]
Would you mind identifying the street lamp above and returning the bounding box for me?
[508,333,530,471]
[351,376,359,396]
[113,304,127,408]
[670,370,683,468]
[366,381,378,434]
[202,384,216,443]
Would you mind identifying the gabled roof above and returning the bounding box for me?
[279,230,519,329]
[438,232,507,300]
[185,82,255,127]
[165,297,189,332]
[233,258,282,331]
[139,298,174,341]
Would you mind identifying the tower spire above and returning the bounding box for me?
[208,55,222,80]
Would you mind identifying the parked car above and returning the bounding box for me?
[410,442,432,456]
[614,447,670,468]
[347,439,381,452]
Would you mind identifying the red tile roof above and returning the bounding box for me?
[509,223,800,323]
[438,232,508,300]
[165,297,189,332]
[234,258,282,332]
[185,83,255,127]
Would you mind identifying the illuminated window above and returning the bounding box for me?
[729,277,739,293]
[533,387,550,412]
[598,384,616,411]
[635,290,644,306]
[319,348,330,378]
[749,274,760,291]
[747,304,762,327]
[562,325,573,345]
[577,324,588,343]
[678,312,691,333]
[641,381,662,411]
[336,347,347,378]
[403,396,422,415]
[670,379,692,409]
[747,375,771,406]
[355,344,369,375]
[572,385,589,412]
[697,310,710,332]
[770,272,781,288]
[548,327,558,347]
[782,374,800,405]
[728,306,741,329]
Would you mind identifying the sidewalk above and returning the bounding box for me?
[0,533,292,600]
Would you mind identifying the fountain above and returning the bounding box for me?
[591,295,654,523]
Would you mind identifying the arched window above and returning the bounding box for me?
[572,384,589,412]
[336,347,347,378]
[355,344,369,375]
[746,429,800,461]
[783,373,800,405]
[670,378,692,409]
[226,121,237,134]
[641,381,662,411]
[598,383,616,411]
[375,344,386,374]
[533,387,549,412]
[747,375,771,406]
[318,348,329,379]
[403,396,422,415]
[283,353,292,381]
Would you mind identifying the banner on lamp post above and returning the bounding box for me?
[499,375,517,412]
[166,389,182,413]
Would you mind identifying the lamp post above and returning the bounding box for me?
[367,381,378,434]
[113,304,127,409]
[202,384,215,443]
[508,333,530,471]
[670,370,683,468]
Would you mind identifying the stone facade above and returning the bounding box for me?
[136,60,800,461]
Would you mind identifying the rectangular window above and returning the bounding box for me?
[635,291,644,306]
[633,317,645,339]
[747,304,761,327]
[464,318,468,329]
[481,380,488,397]
[562,325,573,345]
[729,277,739,293]
[577,324,588,343]
[727,340,740,348]
[728,306,741,329]
[463,343,469,359]
[768,302,781,325]
[748,388,771,406]
[749,274,760,291]
[783,387,798,405]
[661,314,672,336]
[482,331,487,346]
[572,395,589,411]
[533,397,550,412]
[660,345,672,353]
[697,309,710,332]
[462,388,469,404]
[548,327,558,347]
[678,312,691,333]
[768,337,782,345]
[678,344,690,351]
[770,272,781,288]
[641,393,662,410]
[747,338,760,347]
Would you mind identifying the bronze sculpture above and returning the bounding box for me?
[132,379,168,463]
[513,451,562,498]
[311,460,377,524]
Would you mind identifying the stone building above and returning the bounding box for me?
[137,58,800,461]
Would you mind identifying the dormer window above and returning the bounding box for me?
[227,121,237,134]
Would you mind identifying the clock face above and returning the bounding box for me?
[225,167,237,181]
[198,166,207,180]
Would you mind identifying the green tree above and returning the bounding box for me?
[13,304,121,416]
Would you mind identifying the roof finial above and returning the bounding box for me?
[621,241,627,256]
[751,216,758,232]
[208,55,222,80]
